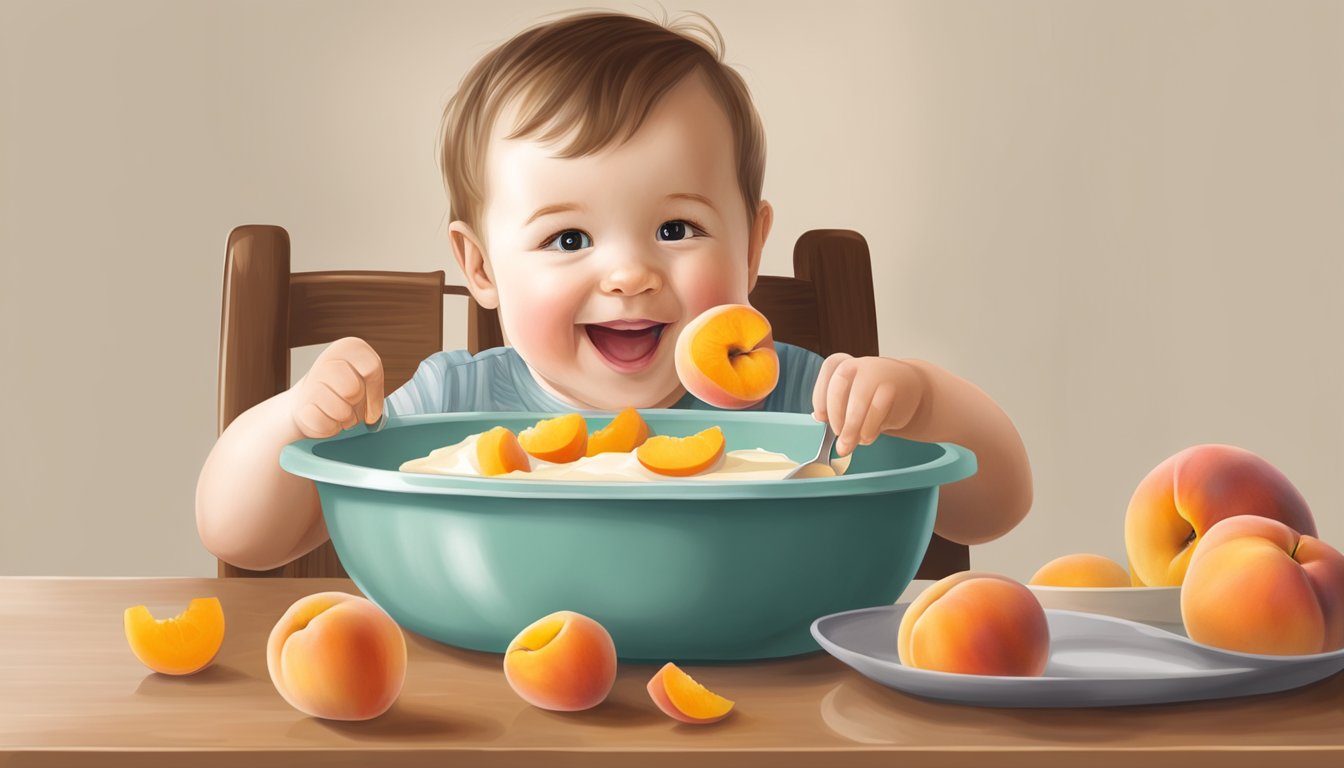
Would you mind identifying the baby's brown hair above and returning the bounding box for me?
[439,10,766,238]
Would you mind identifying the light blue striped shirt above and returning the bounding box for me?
[385,342,825,416]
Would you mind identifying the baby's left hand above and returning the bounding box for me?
[811,354,926,456]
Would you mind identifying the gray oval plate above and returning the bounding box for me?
[811,604,1344,708]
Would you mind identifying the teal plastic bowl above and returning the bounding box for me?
[280,409,975,661]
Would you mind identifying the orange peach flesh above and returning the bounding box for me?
[586,407,651,457]
[124,596,225,676]
[635,426,726,477]
[675,304,779,409]
[518,413,588,463]
[476,426,531,476]
[646,662,734,724]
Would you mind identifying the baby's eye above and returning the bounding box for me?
[656,220,705,242]
[542,229,592,252]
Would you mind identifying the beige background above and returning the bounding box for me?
[1,0,1341,579]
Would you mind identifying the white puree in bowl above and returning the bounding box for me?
[399,433,849,481]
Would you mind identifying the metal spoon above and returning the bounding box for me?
[784,422,839,479]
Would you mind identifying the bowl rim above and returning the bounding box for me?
[280,409,977,500]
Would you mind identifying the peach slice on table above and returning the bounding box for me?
[124,596,225,676]
[1029,553,1131,588]
[518,413,588,464]
[636,426,726,477]
[675,304,779,409]
[586,407,651,457]
[476,426,532,476]
[898,571,1050,676]
[647,662,735,724]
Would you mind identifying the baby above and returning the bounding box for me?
[197,11,1032,572]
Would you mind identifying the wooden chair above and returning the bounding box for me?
[215,224,970,579]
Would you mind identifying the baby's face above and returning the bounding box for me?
[463,73,770,410]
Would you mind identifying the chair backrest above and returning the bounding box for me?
[216,225,968,579]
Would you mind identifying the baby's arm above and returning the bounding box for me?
[196,338,383,571]
[812,355,1032,545]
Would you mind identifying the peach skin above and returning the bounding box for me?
[504,610,617,711]
[518,413,588,463]
[1125,444,1316,586]
[646,662,734,724]
[674,304,779,409]
[1181,515,1344,655]
[267,592,407,721]
[1029,554,1131,588]
[898,571,1050,676]
[124,596,225,676]
[586,407,651,457]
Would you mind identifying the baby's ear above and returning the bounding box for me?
[448,221,499,310]
[746,200,774,294]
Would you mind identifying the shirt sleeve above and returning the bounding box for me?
[385,350,475,417]
[762,342,826,413]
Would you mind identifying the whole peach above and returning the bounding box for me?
[1029,553,1131,588]
[898,571,1050,676]
[504,610,617,711]
[267,592,406,720]
[1125,444,1316,586]
[1182,515,1344,655]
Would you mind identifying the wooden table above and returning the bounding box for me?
[3,577,1343,767]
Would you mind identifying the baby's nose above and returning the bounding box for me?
[599,257,663,296]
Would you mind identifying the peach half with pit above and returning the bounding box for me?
[267,592,406,721]
[674,304,779,409]
[898,571,1050,676]
[1125,444,1316,586]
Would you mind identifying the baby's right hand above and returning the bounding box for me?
[289,337,385,438]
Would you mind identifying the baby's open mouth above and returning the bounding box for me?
[584,320,669,372]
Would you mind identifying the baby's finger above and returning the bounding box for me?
[825,359,858,441]
[293,401,344,439]
[320,359,369,417]
[340,343,385,424]
[837,374,880,456]
[812,353,853,421]
[313,381,360,430]
[858,383,898,446]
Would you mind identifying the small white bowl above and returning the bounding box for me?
[1027,585,1183,630]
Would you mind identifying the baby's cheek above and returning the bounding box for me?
[677,261,751,317]
[682,277,747,318]
[498,284,578,361]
